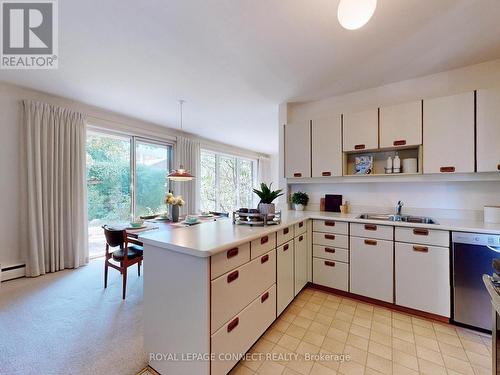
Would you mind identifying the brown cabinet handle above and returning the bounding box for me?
[298,222,304,228]
[261,236,268,245]
[283,244,289,251]
[283,227,289,235]
[227,317,239,332]
[497,164,500,171]
[226,247,239,259]
[227,270,239,283]
[393,140,407,146]
[364,224,377,231]
[322,171,331,176]
[298,235,304,242]
[325,221,336,227]
[325,234,335,240]
[413,245,429,252]
[293,173,302,177]
[364,239,377,246]
[325,247,336,253]
[413,228,429,236]
[261,292,269,303]
[325,260,336,267]
[354,144,365,150]
[261,254,269,264]
[440,166,455,173]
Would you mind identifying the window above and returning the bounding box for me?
[200,150,256,213]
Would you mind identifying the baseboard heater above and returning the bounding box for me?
[1,264,26,282]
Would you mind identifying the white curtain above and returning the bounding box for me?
[173,136,200,216]
[22,100,88,277]
[257,156,272,186]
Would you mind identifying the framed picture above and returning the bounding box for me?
[354,155,373,175]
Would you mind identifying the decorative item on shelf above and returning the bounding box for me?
[167,100,195,181]
[340,201,350,214]
[253,182,283,215]
[354,155,373,175]
[393,153,401,173]
[232,209,282,226]
[291,191,309,211]
[402,158,418,174]
[165,192,184,222]
[385,156,393,174]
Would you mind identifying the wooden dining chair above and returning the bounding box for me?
[102,225,144,299]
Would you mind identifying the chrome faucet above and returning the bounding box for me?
[396,200,403,216]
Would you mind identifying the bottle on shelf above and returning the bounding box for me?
[385,156,393,174]
[393,153,401,173]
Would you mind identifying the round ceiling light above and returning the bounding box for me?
[337,0,377,30]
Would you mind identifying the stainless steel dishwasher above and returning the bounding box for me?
[452,231,500,331]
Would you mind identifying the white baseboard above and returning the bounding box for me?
[1,264,26,282]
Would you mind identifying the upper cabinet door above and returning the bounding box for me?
[380,101,422,148]
[285,120,311,178]
[423,92,475,174]
[342,109,378,152]
[312,116,342,177]
[477,88,500,172]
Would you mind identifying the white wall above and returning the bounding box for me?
[0,82,269,269]
[282,59,500,219]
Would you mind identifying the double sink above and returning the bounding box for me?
[357,213,438,225]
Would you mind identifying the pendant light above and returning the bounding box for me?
[338,0,377,30]
[167,100,195,181]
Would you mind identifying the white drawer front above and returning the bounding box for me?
[211,285,276,375]
[277,241,294,315]
[312,232,348,249]
[313,245,349,263]
[313,220,348,235]
[350,237,393,303]
[251,233,277,259]
[277,225,294,246]
[312,257,348,291]
[211,242,250,280]
[395,243,450,317]
[395,227,449,247]
[350,223,393,240]
[211,250,276,333]
[294,220,307,236]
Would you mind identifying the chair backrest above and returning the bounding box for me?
[102,225,126,248]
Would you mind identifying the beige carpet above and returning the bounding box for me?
[0,259,147,375]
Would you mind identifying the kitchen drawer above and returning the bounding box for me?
[211,242,250,280]
[395,227,449,247]
[312,232,348,249]
[313,245,349,263]
[251,233,277,259]
[350,222,393,240]
[211,285,276,375]
[211,250,276,333]
[294,233,308,296]
[277,225,294,246]
[277,240,294,315]
[294,220,307,236]
[313,220,348,235]
[312,257,348,292]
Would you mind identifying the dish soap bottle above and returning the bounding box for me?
[385,156,393,174]
[393,153,401,174]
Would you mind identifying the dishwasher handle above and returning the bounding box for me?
[488,246,500,253]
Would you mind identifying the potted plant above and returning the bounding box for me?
[291,191,309,211]
[253,183,283,215]
[165,192,185,222]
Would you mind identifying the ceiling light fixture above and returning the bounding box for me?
[337,0,377,30]
[167,99,195,181]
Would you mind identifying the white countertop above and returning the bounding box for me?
[139,210,500,257]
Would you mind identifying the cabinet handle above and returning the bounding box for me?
[393,140,407,146]
[261,254,269,263]
[261,292,269,303]
[226,247,239,259]
[364,239,377,246]
[293,172,302,177]
[413,245,429,252]
[440,166,455,173]
[364,224,377,231]
[227,270,239,283]
[413,228,429,236]
[283,244,289,251]
[298,222,304,228]
[227,317,239,333]
[325,260,336,267]
[322,171,331,176]
[325,247,336,253]
[283,227,289,235]
[299,235,304,242]
[354,144,365,150]
[325,234,335,240]
[325,221,336,227]
[497,164,500,171]
[261,236,268,245]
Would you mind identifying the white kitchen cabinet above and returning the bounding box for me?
[350,237,393,303]
[312,116,342,177]
[395,243,450,317]
[294,233,308,296]
[277,241,294,315]
[477,88,500,172]
[285,120,311,178]
[380,101,422,148]
[312,257,349,291]
[343,109,379,152]
[423,92,475,174]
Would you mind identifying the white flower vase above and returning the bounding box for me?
[294,204,305,211]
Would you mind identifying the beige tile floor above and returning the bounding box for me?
[230,287,492,375]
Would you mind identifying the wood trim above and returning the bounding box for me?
[321,171,332,176]
[364,239,378,246]
[226,247,239,259]
[324,261,336,267]
[393,140,407,146]
[354,144,366,150]
[283,244,289,251]
[227,317,239,332]
[440,166,455,173]
[283,227,289,235]
[325,221,336,227]
[227,270,239,283]
[261,291,270,303]
[293,172,302,178]
[261,236,269,245]
[260,254,269,264]
[324,234,336,240]
[324,247,336,253]
[413,245,429,253]
[413,228,429,236]
[364,224,377,231]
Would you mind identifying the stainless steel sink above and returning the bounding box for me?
[400,216,439,225]
[357,214,438,225]
[357,214,398,221]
